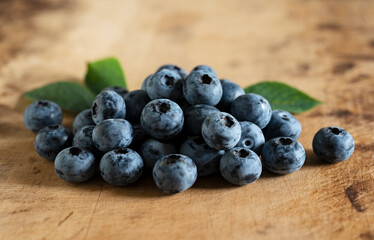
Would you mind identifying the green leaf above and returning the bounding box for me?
[244,81,322,113]
[84,57,127,94]
[25,81,95,112]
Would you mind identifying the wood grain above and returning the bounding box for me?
[0,0,373,239]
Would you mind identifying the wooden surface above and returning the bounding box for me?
[0,0,373,239]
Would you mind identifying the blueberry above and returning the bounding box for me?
[101,86,128,99]
[180,136,225,176]
[261,137,305,174]
[236,121,265,155]
[72,109,95,133]
[140,99,184,140]
[231,93,272,129]
[312,127,354,163]
[216,79,245,112]
[24,100,62,132]
[190,65,217,76]
[124,90,151,123]
[263,110,302,140]
[73,125,100,154]
[141,74,153,91]
[201,112,241,150]
[91,90,126,124]
[92,119,133,152]
[183,70,222,106]
[147,69,183,101]
[157,64,188,79]
[153,154,197,194]
[220,147,262,185]
[184,104,220,136]
[34,125,73,161]
[100,148,143,186]
[129,124,148,150]
[140,138,177,169]
[175,95,191,112]
[54,147,96,183]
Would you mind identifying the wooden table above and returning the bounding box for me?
[0,0,373,239]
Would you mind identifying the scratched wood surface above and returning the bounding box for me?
[0,0,373,239]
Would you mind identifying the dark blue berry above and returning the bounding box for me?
[190,65,217,76]
[34,125,73,161]
[216,79,245,112]
[91,90,126,124]
[129,124,148,150]
[92,119,133,152]
[24,100,62,132]
[54,147,96,183]
[312,127,354,163]
[141,74,153,91]
[236,121,265,155]
[261,137,305,174]
[153,154,197,194]
[147,69,183,101]
[180,136,224,176]
[202,112,241,150]
[220,147,262,185]
[100,148,143,186]
[140,99,184,140]
[157,64,188,79]
[101,86,128,99]
[72,109,95,133]
[140,138,177,169]
[124,90,151,123]
[73,125,100,155]
[263,110,302,140]
[184,104,220,136]
[231,93,272,129]
[183,70,222,106]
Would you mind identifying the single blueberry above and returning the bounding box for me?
[263,110,302,140]
[183,70,222,106]
[54,147,96,183]
[157,64,188,79]
[231,93,272,129]
[34,125,73,161]
[236,121,265,155]
[190,65,217,76]
[72,109,95,133]
[147,69,183,101]
[261,137,305,174]
[73,125,100,155]
[100,148,143,186]
[92,119,133,152]
[201,112,241,150]
[180,136,225,176]
[184,104,220,136]
[91,90,126,124]
[140,138,177,169]
[220,147,262,185]
[101,86,128,99]
[124,90,151,123]
[141,74,153,91]
[216,79,245,112]
[140,99,184,140]
[153,154,197,194]
[312,127,354,163]
[129,124,148,150]
[24,100,62,132]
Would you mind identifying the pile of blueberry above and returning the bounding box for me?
[24,64,355,194]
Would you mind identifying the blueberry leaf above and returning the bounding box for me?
[25,81,95,112]
[84,57,127,94]
[244,81,322,113]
